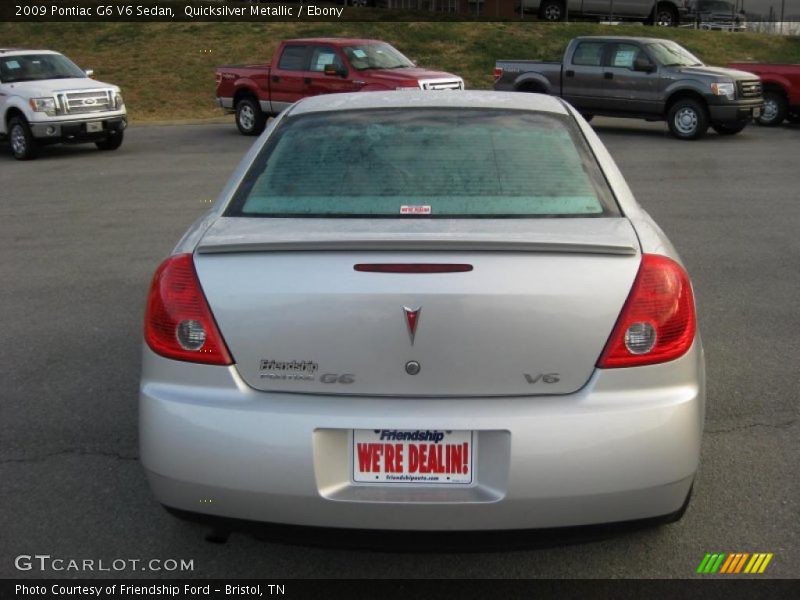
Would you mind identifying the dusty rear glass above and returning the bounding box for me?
[227,108,618,218]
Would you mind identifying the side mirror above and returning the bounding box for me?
[85,69,95,79]
[633,57,654,73]
[323,64,347,78]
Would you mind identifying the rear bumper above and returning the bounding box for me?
[140,342,704,531]
[29,116,127,142]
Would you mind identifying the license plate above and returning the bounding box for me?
[352,429,473,484]
[86,122,103,133]
[753,107,761,118]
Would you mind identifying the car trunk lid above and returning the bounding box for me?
[194,217,641,397]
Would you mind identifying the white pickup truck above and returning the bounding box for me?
[0,49,127,160]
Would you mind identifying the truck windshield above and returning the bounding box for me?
[0,53,85,83]
[227,108,618,218]
[645,42,703,67]
[342,43,414,71]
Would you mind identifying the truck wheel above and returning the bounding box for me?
[712,121,747,135]
[236,97,267,136]
[652,3,679,26]
[757,91,787,126]
[539,1,565,21]
[8,116,38,160]
[667,99,709,140]
[96,130,124,151]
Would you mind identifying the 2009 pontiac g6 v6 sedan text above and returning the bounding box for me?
[140,91,705,531]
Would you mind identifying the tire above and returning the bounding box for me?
[581,114,594,122]
[786,112,800,124]
[8,116,38,160]
[652,3,679,27]
[539,0,565,22]
[667,98,709,140]
[235,97,267,136]
[712,121,747,135]
[757,91,788,126]
[95,130,124,150]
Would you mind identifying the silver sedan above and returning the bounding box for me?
[140,91,704,532]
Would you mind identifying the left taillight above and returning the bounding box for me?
[144,253,233,366]
[597,254,696,369]
[493,67,503,82]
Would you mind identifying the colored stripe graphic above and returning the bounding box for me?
[758,554,773,573]
[699,553,774,574]
[699,553,727,574]
[697,554,713,574]
[734,553,749,573]
[721,553,738,573]
[719,554,736,573]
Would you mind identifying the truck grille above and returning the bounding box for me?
[737,80,762,98]
[420,79,464,91]
[57,89,115,114]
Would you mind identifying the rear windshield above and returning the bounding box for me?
[226,108,618,218]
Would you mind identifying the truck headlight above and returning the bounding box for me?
[29,97,57,115]
[114,93,124,109]
[711,82,735,100]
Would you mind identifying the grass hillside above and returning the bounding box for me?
[2,22,799,121]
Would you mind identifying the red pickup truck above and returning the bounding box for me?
[216,38,464,135]
[728,63,800,126]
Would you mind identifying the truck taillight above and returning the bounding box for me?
[144,254,233,366]
[597,254,696,368]
[215,72,222,85]
[493,67,503,82]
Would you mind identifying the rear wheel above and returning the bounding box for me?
[652,3,679,26]
[667,98,709,140]
[235,97,267,136]
[8,116,38,160]
[712,121,747,135]
[757,91,788,126]
[539,0,565,21]
[95,130,124,150]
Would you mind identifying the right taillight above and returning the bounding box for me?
[597,254,696,368]
[144,254,233,366]
[493,67,503,82]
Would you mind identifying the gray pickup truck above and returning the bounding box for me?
[494,36,763,139]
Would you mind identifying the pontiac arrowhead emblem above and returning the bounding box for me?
[403,306,421,345]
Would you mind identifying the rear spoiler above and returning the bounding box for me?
[196,218,640,256]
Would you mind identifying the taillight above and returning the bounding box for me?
[597,254,696,368]
[493,67,503,82]
[144,254,233,366]
[215,72,222,85]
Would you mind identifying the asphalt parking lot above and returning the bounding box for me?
[1,117,798,579]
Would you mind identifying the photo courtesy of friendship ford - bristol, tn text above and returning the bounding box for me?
[1,0,798,590]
